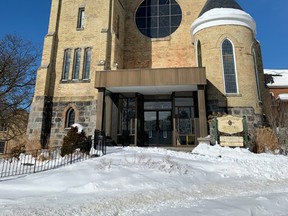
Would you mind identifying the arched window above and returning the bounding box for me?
[197,40,202,67]
[72,48,81,80]
[83,48,91,80]
[66,108,75,128]
[253,49,261,100]
[62,49,71,80]
[222,39,238,94]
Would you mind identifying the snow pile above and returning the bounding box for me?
[71,123,84,133]
[264,69,288,87]
[278,93,288,101]
[192,144,288,180]
[1,145,288,216]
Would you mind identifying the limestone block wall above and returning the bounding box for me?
[27,96,52,147]
[51,0,105,98]
[194,25,263,115]
[28,0,114,146]
[110,0,126,69]
[49,98,97,147]
[123,0,206,69]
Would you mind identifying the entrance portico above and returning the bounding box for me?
[95,67,207,146]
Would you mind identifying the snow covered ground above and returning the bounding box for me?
[1,144,288,216]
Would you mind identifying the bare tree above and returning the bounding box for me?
[0,34,40,140]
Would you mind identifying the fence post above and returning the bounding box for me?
[34,149,38,173]
[243,116,249,148]
[214,117,218,144]
[0,158,5,178]
[70,152,73,164]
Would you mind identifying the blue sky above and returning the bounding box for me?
[1,0,287,69]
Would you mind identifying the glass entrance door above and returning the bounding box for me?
[144,111,172,145]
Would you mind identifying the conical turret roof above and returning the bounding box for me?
[191,0,256,37]
[199,0,243,17]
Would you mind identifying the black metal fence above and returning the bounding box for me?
[0,131,106,179]
[93,130,107,155]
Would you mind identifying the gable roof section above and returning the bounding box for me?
[199,0,243,17]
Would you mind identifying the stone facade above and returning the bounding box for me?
[49,99,97,147]
[27,0,268,147]
[122,0,206,69]
[193,24,266,129]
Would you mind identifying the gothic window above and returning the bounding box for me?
[77,8,85,29]
[83,48,91,80]
[62,49,71,80]
[222,39,238,94]
[253,49,261,100]
[66,108,75,128]
[197,40,202,67]
[135,0,182,38]
[72,48,81,80]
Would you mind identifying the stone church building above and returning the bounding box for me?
[27,0,267,147]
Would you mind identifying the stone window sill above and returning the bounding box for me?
[60,79,90,84]
[225,93,242,97]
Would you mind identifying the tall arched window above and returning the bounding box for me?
[197,40,202,67]
[222,39,238,94]
[66,108,75,128]
[83,48,91,80]
[253,49,261,100]
[72,48,81,80]
[62,49,71,80]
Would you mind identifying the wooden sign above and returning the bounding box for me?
[220,136,244,147]
[216,115,245,147]
[217,115,243,135]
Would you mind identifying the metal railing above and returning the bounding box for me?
[0,131,106,179]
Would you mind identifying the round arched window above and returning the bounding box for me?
[135,0,182,38]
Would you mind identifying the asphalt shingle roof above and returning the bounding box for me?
[198,0,243,17]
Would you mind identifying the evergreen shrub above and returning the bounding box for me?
[61,127,90,157]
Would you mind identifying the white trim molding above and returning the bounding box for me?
[191,8,256,37]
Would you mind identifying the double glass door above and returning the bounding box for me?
[144,111,172,145]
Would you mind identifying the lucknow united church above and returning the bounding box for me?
[27,0,268,147]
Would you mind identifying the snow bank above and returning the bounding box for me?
[1,146,288,216]
[192,144,288,180]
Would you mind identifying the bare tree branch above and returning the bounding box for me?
[0,34,40,141]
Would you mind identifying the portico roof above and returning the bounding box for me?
[95,67,206,95]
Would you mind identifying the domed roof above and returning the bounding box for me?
[191,0,256,37]
[199,0,243,17]
[191,8,256,37]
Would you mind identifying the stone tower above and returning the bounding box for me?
[191,0,266,126]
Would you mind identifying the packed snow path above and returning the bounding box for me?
[1,145,288,216]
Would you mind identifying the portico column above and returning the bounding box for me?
[197,85,208,137]
[96,88,105,131]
